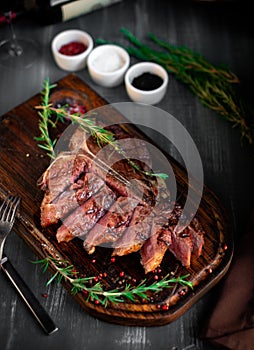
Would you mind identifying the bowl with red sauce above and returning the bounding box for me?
[51,29,93,71]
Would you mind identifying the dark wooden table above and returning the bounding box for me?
[0,1,253,349]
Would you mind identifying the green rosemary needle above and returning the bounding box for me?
[33,256,193,307]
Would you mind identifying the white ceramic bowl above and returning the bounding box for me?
[51,29,93,72]
[124,62,168,105]
[87,44,130,88]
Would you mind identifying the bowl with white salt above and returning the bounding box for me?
[87,44,130,88]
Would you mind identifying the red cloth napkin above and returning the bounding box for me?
[202,209,254,350]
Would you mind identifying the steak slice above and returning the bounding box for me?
[169,227,193,267]
[56,185,116,243]
[83,197,136,254]
[112,205,152,256]
[190,217,205,257]
[38,152,89,198]
[39,152,90,227]
[140,226,171,274]
[166,206,204,266]
[113,178,174,258]
[40,172,104,227]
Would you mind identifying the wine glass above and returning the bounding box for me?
[0,11,39,69]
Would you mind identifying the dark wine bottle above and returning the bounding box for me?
[0,0,122,25]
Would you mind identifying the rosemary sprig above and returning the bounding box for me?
[35,79,168,179]
[97,28,254,144]
[34,79,115,156]
[33,256,193,307]
[34,79,58,159]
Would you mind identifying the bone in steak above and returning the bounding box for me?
[39,121,205,273]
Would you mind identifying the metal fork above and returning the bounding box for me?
[0,195,20,263]
[0,195,58,335]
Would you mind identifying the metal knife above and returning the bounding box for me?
[0,255,58,335]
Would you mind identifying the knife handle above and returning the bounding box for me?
[1,257,58,335]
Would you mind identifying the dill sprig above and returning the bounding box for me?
[33,256,193,307]
[35,79,168,179]
[97,28,254,144]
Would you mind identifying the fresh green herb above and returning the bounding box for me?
[34,79,58,159]
[35,78,168,179]
[97,28,254,144]
[33,256,193,307]
[34,78,115,156]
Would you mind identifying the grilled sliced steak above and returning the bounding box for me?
[56,185,116,243]
[83,197,137,254]
[39,120,206,273]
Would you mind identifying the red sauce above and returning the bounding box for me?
[59,41,87,56]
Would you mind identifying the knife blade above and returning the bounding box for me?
[0,255,58,335]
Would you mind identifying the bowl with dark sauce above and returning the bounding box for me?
[125,62,168,105]
[51,29,93,71]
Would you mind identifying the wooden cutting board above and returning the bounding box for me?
[0,74,233,326]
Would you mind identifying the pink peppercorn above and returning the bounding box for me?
[162,304,169,311]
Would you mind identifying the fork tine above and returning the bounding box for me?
[0,196,20,223]
[0,195,11,221]
[0,198,6,213]
[8,197,20,223]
